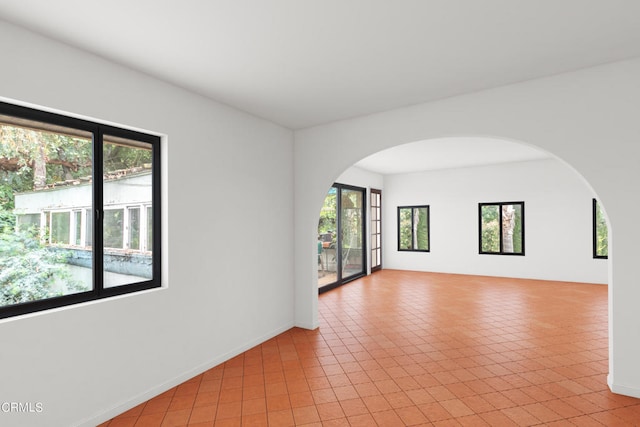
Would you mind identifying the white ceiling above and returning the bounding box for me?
[1,0,640,130]
[354,137,551,175]
[1,1,638,174]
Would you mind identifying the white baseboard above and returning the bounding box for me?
[608,374,640,399]
[295,319,319,330]
[77,321,295,427]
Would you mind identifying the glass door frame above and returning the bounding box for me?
[371,188,382,272]
[318,183,367,294]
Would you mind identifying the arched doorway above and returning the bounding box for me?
[295,133,618,395]
[292,63,640,398]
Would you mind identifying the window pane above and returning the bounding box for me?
[341,188,363,279]
[503,204,523,254]
[16,214,40,232]
[501,205,516,253]
[1,120,92,308]
[103,209,123,248]
[317,187,337,288]
[74,211,82,246]
[51,212,70,244]
[146,206,153,252]
[85,208,92,247]
[415,207,429,250]
[399,207,412,250]
[103,136,153,287]
[44,212,50,242]
[480,205,500,253]
[128,207,140,250]
[595,200,608,257]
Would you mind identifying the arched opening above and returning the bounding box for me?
[291,61,640,399]
[298,134,616,398]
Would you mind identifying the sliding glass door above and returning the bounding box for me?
[318,183,366,293]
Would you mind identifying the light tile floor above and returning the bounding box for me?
[101,270,640,426]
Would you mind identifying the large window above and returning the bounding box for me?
[479,202,524,255]
[593,199,608,259]
[0,101,161,319]
[398,205,430,252]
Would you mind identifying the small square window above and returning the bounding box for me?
[398,205,430,252]
[479,202,524,255]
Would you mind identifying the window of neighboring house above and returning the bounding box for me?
[0,100,161,319]
[15,213,40,232]
[50,211,71,244]
[73,210,82,246]
[127,206,141,250]
[479,202,524,255]
[103,208,124,249]
[398,205,430,252]
[593,199,608,259]
[85,208,93,247]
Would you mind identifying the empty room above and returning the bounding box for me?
[1,1,640,426]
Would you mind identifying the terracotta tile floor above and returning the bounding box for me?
[101,270,640,426]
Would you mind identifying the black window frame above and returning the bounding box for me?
[0,101,161,319]
[397,205,430,252]
[593,198,608,259]
[370,188,382,272]
[478,201,525,256]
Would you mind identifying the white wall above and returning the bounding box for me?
[383,158,607,283]
[336,165,384,191]
[0,20,294,427]
[294,58,640,398]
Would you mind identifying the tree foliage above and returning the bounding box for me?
[103,142,152,173]
[481,205,500,252]
[415,208,429,250]
[0,229,85,306]
[318,189,337,243]
[399,208,412,249]
[0,125,92,189]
